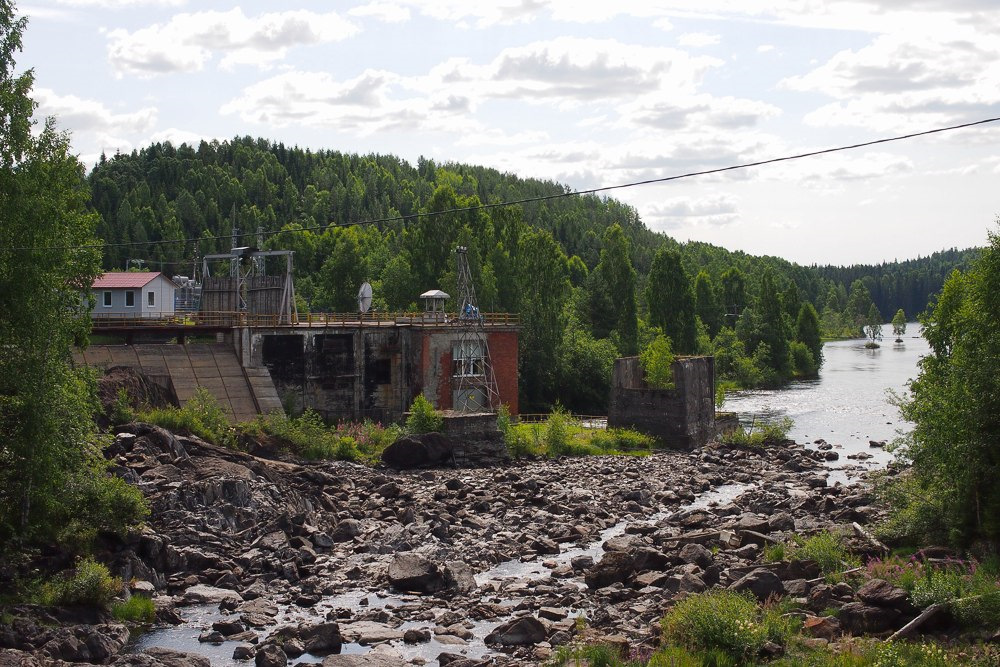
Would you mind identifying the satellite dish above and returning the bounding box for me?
[357,281,373,313]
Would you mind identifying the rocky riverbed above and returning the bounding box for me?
[1,424,892,666]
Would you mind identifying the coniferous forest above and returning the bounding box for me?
[87,138,977,412]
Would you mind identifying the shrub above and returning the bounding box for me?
[721,417,793,448]
[544,407,572,457]
[112,595,155,622]
[661,590,778,664]
[110,387,136,425]
[640,334,676,389]
[39,557,121,608]
[790,341,818,377]
[795,531,860,578]
[140,388,234,447]
[589,428,654,452]
[405,394,443,434]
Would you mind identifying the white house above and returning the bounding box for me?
[91,272,176,319]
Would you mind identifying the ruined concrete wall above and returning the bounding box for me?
[608,356,715,449]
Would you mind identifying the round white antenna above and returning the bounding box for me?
[357,281,373,313]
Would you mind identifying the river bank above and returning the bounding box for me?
[1,421,892,666]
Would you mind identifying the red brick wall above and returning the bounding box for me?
[489,330,519,415]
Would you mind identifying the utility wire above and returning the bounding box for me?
[7,115,1000,253]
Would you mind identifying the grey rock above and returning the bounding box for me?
[729,568,785,601]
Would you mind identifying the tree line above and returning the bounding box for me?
[86,138,976,412]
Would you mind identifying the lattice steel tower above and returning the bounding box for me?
[453,246,501,412]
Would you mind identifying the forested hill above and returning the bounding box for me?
[87,136,978,410]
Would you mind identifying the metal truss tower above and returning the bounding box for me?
[453,246,501,413]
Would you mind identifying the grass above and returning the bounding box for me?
[139,387,235,448]
[659,590,796,666]
[112,595,155,622]
[505,409,654,459]
[35,557,121,608]
[765,530,861,582]
[720,417,793,448]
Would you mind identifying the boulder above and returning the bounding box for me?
[387,553,446,593]
[380,433,453,468]
[443,561,478,593]
[838,602,902,634]
[856,578,911,609]
[487,616,547,645]
[678,543,713,569]
[729,568,785,601]
[255,644,288,667]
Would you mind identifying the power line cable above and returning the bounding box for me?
[7,115,1000,253]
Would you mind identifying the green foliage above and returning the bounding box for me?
[647,248,697,354]
[589,428,654,452]
[543,406,572,457]
[140,387,234,447]
[112,595,155,623]
[660,589,794,665]
[720,417,793,448]
[257,410,399,462]
[790,341,818,377]
[892,308,907,337]
[889,228,1000,547]
[405,393,443,434]
[38,557,121,608]
[549,643,631,667]
[639,334,676,389]
[794,531,861,578]
[795,302,824,369]
[0,1,131,546]
[593,224,639,355]
[556,311,618,414]
[111,387,136,425]
[865,303,883,343]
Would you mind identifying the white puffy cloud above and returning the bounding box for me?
[107,8,359,77]
[51,0,185,6]
[781,28,1000,131]
[678,32,720,47]
[644,195,741,229]
[34,88,157,134]
[347,2,412,23]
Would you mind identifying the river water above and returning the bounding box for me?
[722,324,928,481]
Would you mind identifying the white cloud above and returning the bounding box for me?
[781,30,1000,131]
[106,8,359,77]
[348,2,411,23]
[34,88,157,134]
[51,0,185,6]
[644,195,741,229]
[756,44,774,53]
[678,32,721,47]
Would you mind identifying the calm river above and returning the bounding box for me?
[722,324,928,481]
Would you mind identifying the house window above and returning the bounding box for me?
[102,291,112,307]
[125,290,135,307]
[452,341,485,377]
[147,291,155,307]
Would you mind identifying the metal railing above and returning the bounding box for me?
[90,311,519,329]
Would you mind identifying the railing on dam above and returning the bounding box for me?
[90,311,519,329]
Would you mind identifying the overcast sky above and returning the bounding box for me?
[17,0,1000,265]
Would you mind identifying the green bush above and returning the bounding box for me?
[544,407,572,456]
[110,387,136,425]
[793,531,860,579]
[39,557,121,608]
[140,388,234,447]
[640,334,676,389]
[589,428,654,452]
[790,341,818,377]
[661,590,793,665]
[405,394,443,434]
[721,417,793,448]
[112,595,155,622]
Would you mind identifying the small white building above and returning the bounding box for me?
[91,272,176,319]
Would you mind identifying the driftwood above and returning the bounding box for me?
[889,603,945,641]
[806,566,864,585]
[852,521,889,557]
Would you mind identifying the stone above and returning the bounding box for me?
[443,561,478,593]
[803,615,841,641]
[254,644,288,667]
[729,568,785,601]
[838,602,902,634]
[301,622,343,655]
[331,519,362,542]
[403,628,431,644]
[233,644,255,660]
[380,433,453,468]
[183,584,242,604]
[488,616,547,646]
[856,578,911,609]
[387,553,446,593]
[678,543,712,569]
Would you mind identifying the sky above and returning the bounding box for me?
[16,0,1000,266]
